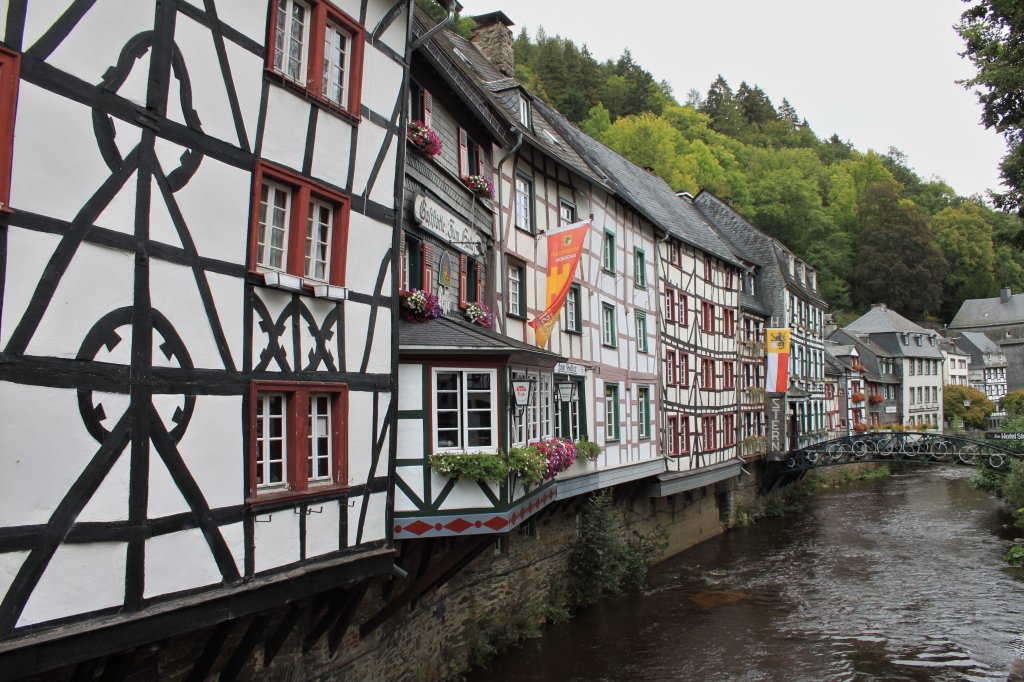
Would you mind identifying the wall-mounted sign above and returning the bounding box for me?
[414,193,482,256]
[986,431,1024,440]
[766,392,787,453]
[885,406,897,414]
[554,362,586,376]
[438,251,453,288]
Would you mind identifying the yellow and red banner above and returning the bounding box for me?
[765,328,791,393]
[528,220,591,348]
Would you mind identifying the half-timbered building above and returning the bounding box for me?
[0,1,411,675]
[695,191,829,451]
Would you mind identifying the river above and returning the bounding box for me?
[473,467,1024,681]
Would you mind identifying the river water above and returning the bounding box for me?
[473,467,1024,681]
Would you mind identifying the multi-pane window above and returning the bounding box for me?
[638,386,651,439]
[723,414,735,447]
[434,370,497,452]
[635,311,648,352]
[308,393,333,481]
[602,230,615,272]
[252,164,349,286]
[702,415,717,452]
[559,200,577,226]
[634,247,646,287]
[514,173,534,232]
[724,361,735,389]
[601,303,616,347]
[256,393,288,488]
[680,353,689,386]
[723,309,735,337]
[702,358,715,389]
[666,349,679,386]
[665,288,677,323]
[669,414,690,454]
[605,384,620,441]
[518,93,532,128]
[270,0,363,115]
[565,283,582,332]
[458,128,484,179]
[555,378,584,441]
[508,263,525,317]
[251,383,346,498]
[702,302,716,334]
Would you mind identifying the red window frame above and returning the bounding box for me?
[249,161,350,286]
[702,302,716,334]
[670,241,681,266]
[724,361,735,389]
[704,256,713,282]
[248,381,348,504]
[703,415,717,452]
[677,415,690,454]
[680,353,689,387]
[458,127,485,180]
[0,47,20,213]
[723,414,735,446]
[679,293,688,326]
[723,309,735,337]
[702,358,715,389]
[665,288,676,323]
[266,0,365,119]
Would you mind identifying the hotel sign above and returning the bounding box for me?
[766,392,787,453]
[554,362,586,376]
[413,193,482,256]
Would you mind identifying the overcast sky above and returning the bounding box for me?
[458,0,1007,199]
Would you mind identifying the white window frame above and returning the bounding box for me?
[605,384,620,441]
[258,180,291,272]
[602,230,615,271]
[256,392,288,489]
[518,93,532,128]
[508,264,523,317]
[274,0,311,85]
[635,311,648,353]
[634,247,646,287]
[321,19,351,106]
[601,303,616,347]
[511,370,554,446]
[305,197,333,281]
[433,369,498,453]
[638,386,651,439]
[565,284,581,332]
[308,392,333,481]
[514,174,534,232]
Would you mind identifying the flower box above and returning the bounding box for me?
[407,120,442,159]
[465,302,492,329]
[851,392,866,403]
[465,174,494,200]
[399,288,442,322]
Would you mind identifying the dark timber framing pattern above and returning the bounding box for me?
[0,0,414,676]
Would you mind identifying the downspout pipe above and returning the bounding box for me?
[411,0,456,50]
[493,130,523,335]
[655,229,670,459]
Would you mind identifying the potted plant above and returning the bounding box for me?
[406,120,441,159]
[465,301,492,328]
[399,288,442,322]
[465,174,494,200]
[575,438,602,462]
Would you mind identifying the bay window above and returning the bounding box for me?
[434,369,497,452]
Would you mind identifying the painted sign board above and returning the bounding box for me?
[554,362,586,376]
[986,432,1024,441]
[413,193,482,256]
[766,392,787,453]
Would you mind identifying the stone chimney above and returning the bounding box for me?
[1001,287,1012,304]
[470,11,515,77]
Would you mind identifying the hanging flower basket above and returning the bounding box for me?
[406,120,442,158]
[868,393,884,404]
[851,392,866,403]
[529,437,578,479]
[399,288,442,322]
[465,174,494,200]
[465,302,493,329]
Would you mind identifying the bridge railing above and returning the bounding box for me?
[773,432,1021,471]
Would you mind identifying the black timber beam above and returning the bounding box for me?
[0,550,394,679]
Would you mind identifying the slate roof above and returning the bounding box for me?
[399,317,564,359]
[538,102,741,266]
[693,191,826,314]
[844,305,926,334]
[950,291,1024,329]
[432,28,606,188]
[958,330,1002,355]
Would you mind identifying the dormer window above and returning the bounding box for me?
[901,333,910,345]
[518,93,532,129]
[915,334,922,346]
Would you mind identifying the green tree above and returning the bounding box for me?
[944,384,994,429]
[581,102,611,139]
[931,203,998,318]
[1002,388,1024,416]
[957,1,1024,211]
[699,75,745,137]
[851,182,947,317]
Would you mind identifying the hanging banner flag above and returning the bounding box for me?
[528,220,591,348]
[765,328,791,392]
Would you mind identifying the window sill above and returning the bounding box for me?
[507,313,527,321]
[601,268,615,276]
[513,225,536,236]
[255,271,347,300]
[247,484,349,512]
[601,343,618,349]
[564,328,583,336]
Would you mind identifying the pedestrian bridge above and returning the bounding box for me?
[770,433,1022,472]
